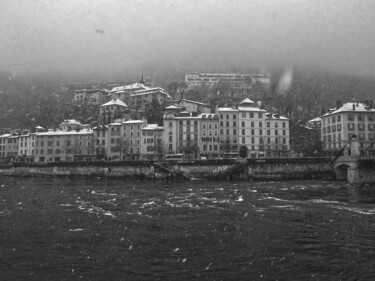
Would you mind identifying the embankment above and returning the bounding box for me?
[0,158,335,181]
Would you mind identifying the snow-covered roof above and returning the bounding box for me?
[179,99,210,107]
[322,102,375,117]
[238,107,266,112]
[239,98,255,104]
[123,120,145,124]
[60,119,81,126]
[36,129,93,136]
[111,83,147,92]
[100,98,128,107]
[0,134,12,138]
[266,113,289,120]
[308,117,321,123]
[143,124,163,130]
[165,105,182,109]
[217,107,239,112]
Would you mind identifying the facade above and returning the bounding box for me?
[73,89,109,105]
[198,113,220,159]
[34,129,93,162]
[320,102,375,156]
[0,134,12,159]
[110,83,171,112]
[177,99,211,114]
[185,72,270,89]
[141,124,164,160]
[218,98,290,158]
[93,119,147,160]
[18,133,36,162]
[163,112,220,159]
[99,98,129,124]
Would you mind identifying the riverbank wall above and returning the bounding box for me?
[0,158,335,181]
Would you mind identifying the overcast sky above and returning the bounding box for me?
[1,0,375,80]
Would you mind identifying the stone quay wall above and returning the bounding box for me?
[0,158,335,181]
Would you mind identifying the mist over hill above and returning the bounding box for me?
[1,66,375,131]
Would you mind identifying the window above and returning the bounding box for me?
[250,113,254,118]
[233,114,236,119]
[358,114,364,121]
[242,129,245,135]
[233,121,236,126]
[251,121,254,127]
[369,114,374,121]
[242,137,245,143]
[242,112,246,118]
[233,129,236,135]
[259,113,263,118]
[358,123,365,131]
[242,121,245,127]
[348,114,354,121]
[337,115,341,122]
[369,124,375,131]
[267,122,270,128]
[348,123,354,131]
[267,130,270,136]
[337,124,342,131]
[259,122,262,127]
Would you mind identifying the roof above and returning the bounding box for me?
[239,98,255,104]
[217,107,239,112]
[100,98,128,107]
[179,99,210,107]
[111,83,147,92]
[237,107,266,112]
[143,124,163,130]
[60,119,81,126]
[123,120,145,124]
[308,117,321,123]
[164,105,182,110]
[0,134,12,138]
[266,113,289,120]
[322,102,375,117]
[36,129,93,136]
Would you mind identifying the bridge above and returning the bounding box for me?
[333,137,375,183]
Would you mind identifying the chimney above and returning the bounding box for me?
[353,103,356,111]
[321,107,325,115]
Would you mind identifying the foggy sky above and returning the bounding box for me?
[1,0,375,80]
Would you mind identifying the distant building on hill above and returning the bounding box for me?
[73,89,110,105]
[185,72,270,90]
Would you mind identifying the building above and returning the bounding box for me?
[93,119,147,161]
[163,111,220,159]
[177,99,211,114]
[0,134,12,159]
[198,113,220,159]
[99,98,129,124]
[141,124,164,160]
[18,132,36,162]
[185,72,270,90]
[320,102,375,156]
[73,89,109,105]
[218,98,290,158]
[110,83,171,113]
[34,128,93,162]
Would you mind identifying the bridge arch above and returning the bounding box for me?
[334,164,350,180]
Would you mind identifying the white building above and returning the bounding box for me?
[320,102,375,156]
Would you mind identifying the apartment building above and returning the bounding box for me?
[99,98,129,124]
[73,89,109,105]
[218,98,290,158]
[320,102,375,156]
[34,129,93,162]
[185,72,270,89]
[141,124,164,160]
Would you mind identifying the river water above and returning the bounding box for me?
[1,177,375,280]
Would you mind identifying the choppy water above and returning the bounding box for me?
[1,177,375,280]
